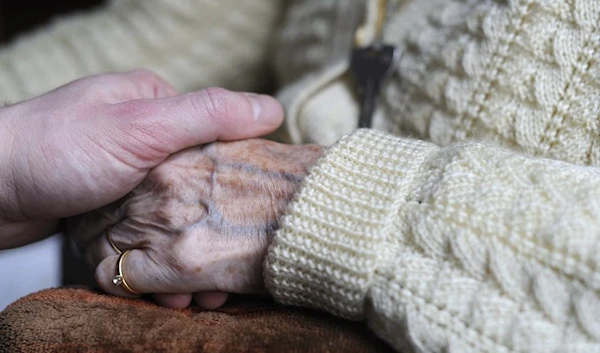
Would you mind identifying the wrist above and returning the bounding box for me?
[257,143,326,290]
[0,104,59,249]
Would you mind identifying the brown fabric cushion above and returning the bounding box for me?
[0,288,393,352]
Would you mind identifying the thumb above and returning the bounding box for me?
[107,87,283,161]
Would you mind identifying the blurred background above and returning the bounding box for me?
[0,0,103,310]
[0,0,103,42]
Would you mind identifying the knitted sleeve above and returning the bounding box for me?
[264,129,600,353]
[0,0,282,102]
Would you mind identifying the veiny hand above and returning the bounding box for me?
[0,70,283,249]
[67,139,323,308]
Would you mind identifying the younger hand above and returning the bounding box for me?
[0,70,283,248]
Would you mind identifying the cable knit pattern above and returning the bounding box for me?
[0,0,282,102]
[274,0,600,167]
[383,0,600,166]
[266,129,600,352]
[267,5,600,349]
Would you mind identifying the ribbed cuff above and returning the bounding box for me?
[264,129,438,320]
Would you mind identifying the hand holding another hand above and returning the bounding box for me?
[68,139,324,308]
[0,70,283,248]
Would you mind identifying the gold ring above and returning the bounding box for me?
[106,226,122,255]
[112,250,141,296]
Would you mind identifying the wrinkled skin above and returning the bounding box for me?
[68,139,324,308]
[0,70,283,249]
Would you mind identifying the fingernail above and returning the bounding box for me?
[243,93,282,126]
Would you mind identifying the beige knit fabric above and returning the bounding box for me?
[266,0,600,352]
[265,129,600,352]
[274,0,600,167]
[2,0,600,352]
[0,0,282,102]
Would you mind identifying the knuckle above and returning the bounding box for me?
[75,75,113,98]
[152,208,178,230]
[86,72,127,87]
[145,183,208,230]
[71,72,132,101]
[126,69,165,86]
[132,177,186,230]
[128,68,157,79]
[76,73,110,85]
[191,87,236,126]
[76,70,171,102]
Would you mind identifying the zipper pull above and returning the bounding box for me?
[350,0,398,128]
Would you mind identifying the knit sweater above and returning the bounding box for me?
[2,1,600,352]
[0,0,282,101]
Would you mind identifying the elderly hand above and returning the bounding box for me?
[0,70,283,249]
[68,139,323,308]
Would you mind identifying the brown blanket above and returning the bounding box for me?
[0,288,393,352]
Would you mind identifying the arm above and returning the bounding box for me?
[0,0,283,102]
[265,129,600,352]
[76,129,599,351]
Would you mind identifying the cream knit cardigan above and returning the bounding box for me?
[1,1,600,352]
